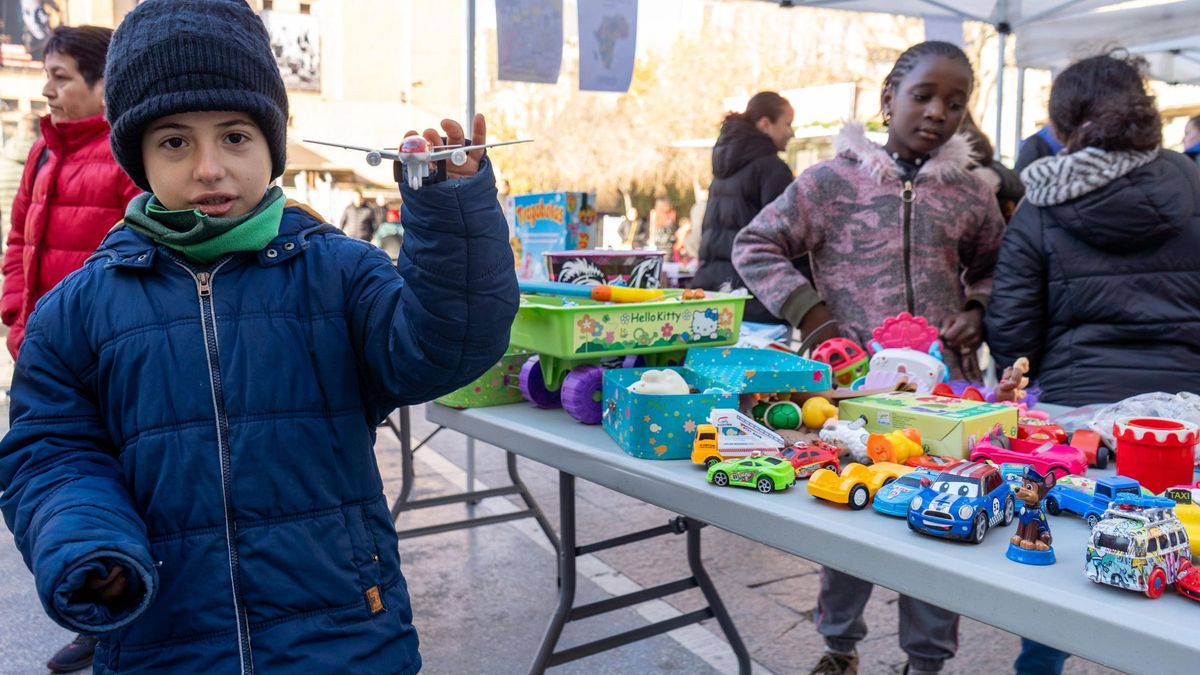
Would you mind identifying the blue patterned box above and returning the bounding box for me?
[602,348,830,460]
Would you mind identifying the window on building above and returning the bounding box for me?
[300,3,311,13]
[262,0,273,10]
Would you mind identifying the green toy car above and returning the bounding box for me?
[706,453,796,494]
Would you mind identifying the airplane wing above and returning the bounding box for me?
[303,139,402,161]
[428,139,532,161]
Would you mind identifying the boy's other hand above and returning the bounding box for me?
[81,564,128,604]
[403,114,488,181]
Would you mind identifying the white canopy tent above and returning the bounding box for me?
[1016,1,1200,85]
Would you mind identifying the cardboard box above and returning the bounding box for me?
[513,192,597,280]
[838,392,1019,459]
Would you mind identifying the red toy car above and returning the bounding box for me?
[905,454,963,471]
[1017,418,1068,445]
[1176,563,1200,603]
[780,441,841,479]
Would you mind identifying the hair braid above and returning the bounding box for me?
[881,41,974,123]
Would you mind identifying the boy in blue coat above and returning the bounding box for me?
[0,1,518,672]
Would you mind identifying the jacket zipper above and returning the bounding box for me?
[172,257,254,674]
[901,179,916,314]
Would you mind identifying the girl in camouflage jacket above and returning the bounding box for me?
[733,46,1005,381]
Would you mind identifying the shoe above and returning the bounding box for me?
[810,651,859,675]
[47,634,97,673]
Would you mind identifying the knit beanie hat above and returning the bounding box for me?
[104,0,288,192]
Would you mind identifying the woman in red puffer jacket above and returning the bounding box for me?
[3,25,140,360]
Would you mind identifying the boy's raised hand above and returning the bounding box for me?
[77,564,128,605]
[403,114,488,181]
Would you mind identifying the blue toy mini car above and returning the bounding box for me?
[907,462,1016,544]
[873,467,938,517]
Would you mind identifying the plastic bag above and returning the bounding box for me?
[1088,392,1200,462]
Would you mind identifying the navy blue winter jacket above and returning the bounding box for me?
[986,151,1200,406]
[0,161,518,673]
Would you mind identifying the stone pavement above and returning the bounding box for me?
[0,368,1126,674]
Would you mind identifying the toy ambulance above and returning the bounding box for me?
[691,409,786,468]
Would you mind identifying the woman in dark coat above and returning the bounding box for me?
[691,92,801,323]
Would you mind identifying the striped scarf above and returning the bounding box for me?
[1021,147,1158,207]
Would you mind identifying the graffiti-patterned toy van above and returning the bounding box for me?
[1085,495,1192,599]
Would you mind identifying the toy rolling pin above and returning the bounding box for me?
[519,280,663,303]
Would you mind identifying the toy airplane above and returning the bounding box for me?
[304,137,532,190]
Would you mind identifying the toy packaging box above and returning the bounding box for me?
[513,192,598,280]
[602,348,830,460]
[838,392,1018,459]
[434,349,533,409]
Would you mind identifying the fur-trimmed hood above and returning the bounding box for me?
[834,121,976,185]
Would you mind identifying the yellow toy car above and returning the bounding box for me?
[1165,484,1200,559]
[807,461,913,510]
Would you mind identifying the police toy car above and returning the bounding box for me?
[907,462,1016,544]
[873,467,938,517]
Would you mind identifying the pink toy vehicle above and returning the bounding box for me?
[969,425,1088,480]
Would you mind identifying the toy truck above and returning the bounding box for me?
[691,409,786,468]
[1044,475,1146,528]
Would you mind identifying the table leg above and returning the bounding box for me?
[687,517,751,675]
[466,437,477,505]
[530,472,577,674]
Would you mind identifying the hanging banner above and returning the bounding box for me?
[578,0,637,92]
[0,0,65,66]
[923,14,964,47]
[496,0,563,84]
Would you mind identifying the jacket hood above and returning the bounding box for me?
[1043,151,1196,252]
[711,116,782,179]
[834,122,976,185]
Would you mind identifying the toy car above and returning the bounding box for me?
[907,462,1016,544]
[691,409,786,468]
[1176,564,1200,603]
[905,454,962,471]
[968,429,1087,480]
[808,462,912,510]
[706,453,796,494]
[1044,475,1147,528]
[1164,484,1200,559]
[1017,418,1068,445]
[779,440,841,479]
[1085,495,1191,598]
[873,467,939,517]
[1068,428,1109,469]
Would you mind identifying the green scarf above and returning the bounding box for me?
[124,186,286,264]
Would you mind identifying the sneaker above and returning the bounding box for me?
[810,651,859,675]
[47,634,97,673]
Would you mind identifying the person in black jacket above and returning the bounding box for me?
[692,91,800,323]
[1013,124,1064,173]
[987,52,1200,410]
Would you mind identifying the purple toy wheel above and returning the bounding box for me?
[621,355,646,368]
[519,357,561,409]
[561,365,605,424]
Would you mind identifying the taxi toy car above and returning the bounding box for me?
[780,440,841,479]
[808,462,912,510]
[706,453,796,494]
[873,467,939,517]
[907,462,1017,544]
[1164,484,1200,559]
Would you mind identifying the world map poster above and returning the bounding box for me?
[496,0,563,84]
[578,0,637,92]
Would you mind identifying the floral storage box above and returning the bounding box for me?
[602,348,830,460]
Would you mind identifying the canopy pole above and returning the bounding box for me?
[466,0,476,127]
[994,26,1009,162]
[1013,66,1026,161]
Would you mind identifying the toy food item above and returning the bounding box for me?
[1113,417,1198,495]
[801,396,837,430]
[681,288,706,300]
[764,400,803,430]
[819,418,870,464]
[627,369,690,395]
[1007,466,1056,565]
[811,338,869,387]
[867,428,924,464]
